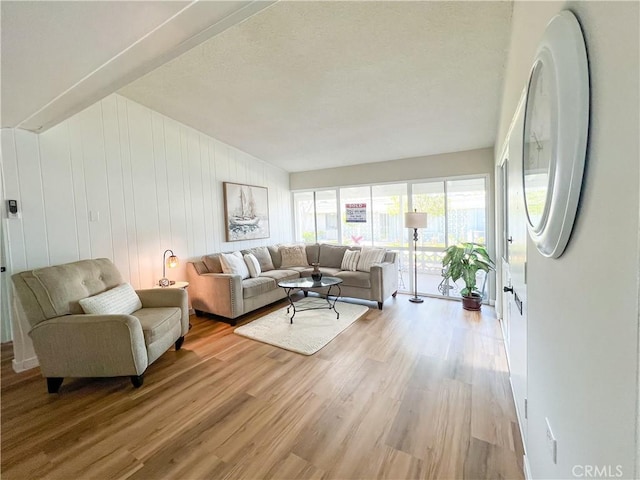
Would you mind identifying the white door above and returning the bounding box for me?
[0,161,10,343]
[504,102,529,442]
[499,161,511,346]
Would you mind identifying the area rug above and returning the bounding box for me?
[234,301,369,355]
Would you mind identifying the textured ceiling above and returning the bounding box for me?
[120,1,513,172]
[1,1,274,131]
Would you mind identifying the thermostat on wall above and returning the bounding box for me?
[6,200,19,219]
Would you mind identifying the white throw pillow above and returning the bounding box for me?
[357,247,386,272]
[341,249,360,272]
[79,283,142,315]
[220,251,250,279]
[243,253,262,278]
[279,245,308,268]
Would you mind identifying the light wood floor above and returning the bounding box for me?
[1,294,524,480]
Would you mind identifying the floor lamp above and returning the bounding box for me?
[405,210,428,303]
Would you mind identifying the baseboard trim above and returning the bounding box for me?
[12,356,39,372]
[524,454,532,479]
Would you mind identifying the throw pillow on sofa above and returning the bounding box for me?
[220,251,250,279]
[79,283,142,315]
[341,249,360,272]
[246,246,274,271]
[243,253,262,278]
[279,245,308,268]
[318,244,349,268]
[357,247,386,272]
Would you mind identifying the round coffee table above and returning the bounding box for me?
[277,276,343,324]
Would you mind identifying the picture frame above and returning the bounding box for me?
[223,182,270,242]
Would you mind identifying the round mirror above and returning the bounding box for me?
[523,59,554,232]
[521,11,589,258]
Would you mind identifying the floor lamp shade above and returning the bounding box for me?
[405,212,428,229]
[405,211,427,303]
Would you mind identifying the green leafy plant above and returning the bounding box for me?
[441,242,495,297]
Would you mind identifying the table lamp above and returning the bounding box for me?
[158,249,178,287]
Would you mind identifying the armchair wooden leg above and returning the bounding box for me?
[377,302,383,310]
[175,336,185,351]
[46,377,63,393]
[130,375,144,388]
[392,290,398,297]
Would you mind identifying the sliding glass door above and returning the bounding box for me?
[410,177,488,298]
[292,175,489,300]
[409,182,446,296]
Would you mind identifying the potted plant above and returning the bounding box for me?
[441,242,495,311]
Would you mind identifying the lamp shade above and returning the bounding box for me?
[405,211,427,229]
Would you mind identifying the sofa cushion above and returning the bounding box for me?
[357,247,386,272]
[192,261,209,275]
[220,252,250,279]
[335,271,372,289]
[27,258,123,317]
[202,254,223,273]
[132,307,181,345]
[296,266,342,277]
[280,245,308,268]
[79,283,142,315]
[259,269,300,282]
[383,251,397,263]
[341,249,360,272]
[243,246,275,272]
[268,244,283,269]
[305,244,320,265]
[243,253,261,278]
[318,244,349,268]
[242,277,276,298]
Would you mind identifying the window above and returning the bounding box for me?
[293,192,315,243]
[411,177,488,297]
[292,175,489,300]
[446,178,487,245]
[316,190,338,243]
[411,182,445,248]
[340,186,372,246]
[372,184,407,249]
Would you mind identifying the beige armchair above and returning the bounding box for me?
[12,258,189,393]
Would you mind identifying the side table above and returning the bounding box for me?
[153,281,191,328]
[153,281,189,290]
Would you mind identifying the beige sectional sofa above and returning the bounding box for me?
[187,243,398,324]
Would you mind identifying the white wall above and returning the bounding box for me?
[1,93,291,369]
[496,2,639,478]
[290,147,494,190]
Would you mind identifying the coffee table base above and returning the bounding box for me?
[282,283,342,324]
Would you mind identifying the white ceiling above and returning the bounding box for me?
[1,0,274,131]
[119,1,513,172]
[2,1,513,173]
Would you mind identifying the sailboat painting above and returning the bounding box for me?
[223,182,270,241]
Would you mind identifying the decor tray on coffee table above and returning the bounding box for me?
[278,276,343,323]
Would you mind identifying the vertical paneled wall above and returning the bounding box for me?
[1,94,292,366]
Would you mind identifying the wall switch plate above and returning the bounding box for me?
[545,417,557,464]
[89,210,100,222]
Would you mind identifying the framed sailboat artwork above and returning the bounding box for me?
[223,182,270,241]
